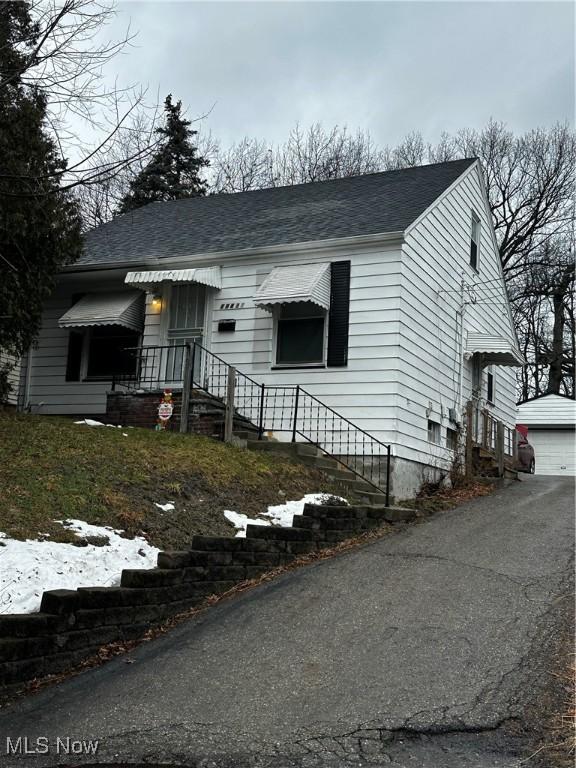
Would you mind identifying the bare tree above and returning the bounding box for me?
[211,137,272,193]
[210,124,385,193]
[0,0,157,194]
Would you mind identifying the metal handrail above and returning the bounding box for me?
[112,342,392,502]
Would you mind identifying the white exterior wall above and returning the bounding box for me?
[397,164,519,467]
[23,275,132,415]
[152,241,404,446]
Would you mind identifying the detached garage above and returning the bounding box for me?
[517,394,576,476]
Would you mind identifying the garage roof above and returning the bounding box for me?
[517,394,576,428]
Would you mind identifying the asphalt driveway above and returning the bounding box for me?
[0,475,573,767]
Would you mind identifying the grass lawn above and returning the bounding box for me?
[0,412,343,550]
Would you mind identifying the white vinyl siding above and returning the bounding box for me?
[396,164,518,466]
[23,278,131,415]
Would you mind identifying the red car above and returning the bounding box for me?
[516,425,535,474]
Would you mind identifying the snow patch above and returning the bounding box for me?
[74,419,123,428]
[0,520,159,615]
[154,502,175,512]
[224,493,348,538]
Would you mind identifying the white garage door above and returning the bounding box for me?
[529,430,576,476]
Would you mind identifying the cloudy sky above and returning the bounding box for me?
[100,0,573,148]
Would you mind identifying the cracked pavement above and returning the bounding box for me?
[0,475,573,767]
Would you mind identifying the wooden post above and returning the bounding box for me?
[465,401,473,477]
[180,343,193,433]
[482,410,489,450]
[496,421,505,477]
[224,366,236,443]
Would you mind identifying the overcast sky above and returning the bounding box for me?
[101,1,573,149]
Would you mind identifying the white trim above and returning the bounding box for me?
[60,231,405,274]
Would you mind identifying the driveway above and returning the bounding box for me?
[0,475,573,767]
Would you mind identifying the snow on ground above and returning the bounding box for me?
[155,502,175,512]
[74,419,124,428]
[224,493,348,537]
[0,520,159,615]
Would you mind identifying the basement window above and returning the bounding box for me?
[427,420,441,444]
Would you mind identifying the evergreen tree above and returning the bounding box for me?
[0,2,82,400]
[119,95,209,213]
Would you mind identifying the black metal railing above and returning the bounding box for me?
[112,342,391,501]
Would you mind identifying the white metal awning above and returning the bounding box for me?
[254,263,331,312]
[59,291,144,332]
[124,267,222,291]
[465,332,525,367]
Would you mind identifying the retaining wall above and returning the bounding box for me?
[0,503,414,692]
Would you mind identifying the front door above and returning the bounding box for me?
[166,283,206,382]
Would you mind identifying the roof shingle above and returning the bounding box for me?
[81,158,476,267]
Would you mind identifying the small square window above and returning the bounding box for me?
[470,213,481,271]
[276,302,326,366]
[446,427,458,451]
[427,420,441,444]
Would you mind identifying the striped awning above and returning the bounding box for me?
[124,267,222,290]
[465,332,525,367]
[59,291,144,332]
[254,263,331,312]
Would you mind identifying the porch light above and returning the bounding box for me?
[151,294,162,310]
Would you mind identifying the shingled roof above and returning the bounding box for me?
[80,158,476,267]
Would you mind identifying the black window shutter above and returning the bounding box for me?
[65,293,85,382]
[65,331,84,381]
[327,261,351,367]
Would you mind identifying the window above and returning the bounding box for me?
[276,302,326,366]
[86,327,140,379]
[471,354,482,400]
[427,419,441,444]
[470,212,481,271]
[66,326,140,381]
[487,369,495,404]
[446,427,458,451]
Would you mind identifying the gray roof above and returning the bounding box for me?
[80,158,476,267]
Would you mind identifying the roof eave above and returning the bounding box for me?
[61,230,406,274]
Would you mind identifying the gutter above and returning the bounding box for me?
[59,230,405,275]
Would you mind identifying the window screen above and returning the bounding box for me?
[276,303,325,365]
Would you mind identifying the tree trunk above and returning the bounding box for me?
[547,264,574,394]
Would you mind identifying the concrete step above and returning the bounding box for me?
[246,440,320,457]
[296,453,340,470]
[355,489,389,505]
[319,467,357,482]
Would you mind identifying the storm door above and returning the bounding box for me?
[166,283,206,383]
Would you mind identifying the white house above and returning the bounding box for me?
[11,158,524,498]
[517,394,576,476]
